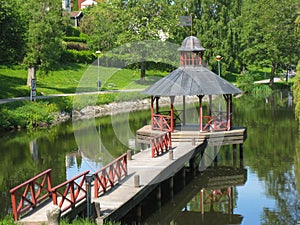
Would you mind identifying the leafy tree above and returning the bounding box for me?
[24,0,65,86]
[117,0,178,80]
[81,0,178,81]
[79,2,123,51]
[239,0,299,86]
[0,0,27,64]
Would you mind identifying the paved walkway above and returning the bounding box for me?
[0,89,144,104]
[254,77,283,84]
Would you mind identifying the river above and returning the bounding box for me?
[0,90,299,225]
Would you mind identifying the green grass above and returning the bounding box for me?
[0,64,168,98]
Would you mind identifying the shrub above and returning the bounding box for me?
[61,50,95,64]
[63,36,87,43]
[65,42,89,51]
[0,101,59,129]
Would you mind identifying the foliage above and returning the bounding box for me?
[292,61,300,118]
[239,0,300,85]
[61,50,95,64]
[0,0,26,64]
[0,101,59,129]
[251,85,273,99]
[24,0,65,74]
[64,42,89,51]
[63,36,87,43]
[0,214,15,225]
[236,71,257,93]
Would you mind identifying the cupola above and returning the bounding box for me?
[178,36,206,67]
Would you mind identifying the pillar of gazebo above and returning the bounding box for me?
[198,95,204,131]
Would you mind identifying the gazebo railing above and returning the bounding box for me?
[152,113,172,131]
[202,111,229,132]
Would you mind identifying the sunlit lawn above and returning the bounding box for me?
[0,64,168,98]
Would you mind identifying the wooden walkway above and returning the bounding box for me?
[136,125,247,146]
[18,141,206,224]
[15,126,247,224]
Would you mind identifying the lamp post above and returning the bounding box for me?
[96,50,101,91]
[216,55,222,76]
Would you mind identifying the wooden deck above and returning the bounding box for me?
[17,125,247,224]
[18,141,207,224]
[136,125,247,146]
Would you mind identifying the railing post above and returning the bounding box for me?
[85,174,95,219]
[10,193,18,221]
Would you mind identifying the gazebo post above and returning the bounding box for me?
[224,94,231,131]
[151,96,154,129]
[170,96,175,132]
[183,96,186,126]
[198,95,204,131]
[229,94,233,130]
[155,96,160,113]
[209,95,212,117]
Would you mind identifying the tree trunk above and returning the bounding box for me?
[27,66,36,86]
[140,62,146,82]
[269,62,275,87]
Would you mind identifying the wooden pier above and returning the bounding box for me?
[136,125,247,146]
[11,125,247,225]
[13,141,206,224]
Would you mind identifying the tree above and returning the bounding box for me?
[79,2,123,51]
[239,0,300,86]
[0,0,27,64]
[118,0,178,81]
[81,0,177,81]
[24,0,65,86]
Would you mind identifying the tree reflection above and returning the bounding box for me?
[235,91,299,224]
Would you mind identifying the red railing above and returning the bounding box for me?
[151,132,172,158]
[202,114,228,132]
[93,153,128,198]
[51,170,90,213]
[9,169,52,221]
[152,114,172,131]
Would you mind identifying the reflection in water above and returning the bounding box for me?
[0,91,299,224]
[29,139,38,162]
[144,166,247,225]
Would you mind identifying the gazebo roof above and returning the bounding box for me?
[142,66,242,96]
[178,36,206,52]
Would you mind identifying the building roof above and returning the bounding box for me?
[178,36,206,52]
[142,66,242,96]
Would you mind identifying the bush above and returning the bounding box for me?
[61,50,95,64]
[65,42,89,51]
[64,26,81,37]
[0,101,59,129]
[63,36,87,43]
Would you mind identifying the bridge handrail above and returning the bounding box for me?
[51,170,90,213]
[151,132,172,158]
[93,153,128,198]
[9,169,52,221]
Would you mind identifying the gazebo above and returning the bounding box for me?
[142,36,242,133]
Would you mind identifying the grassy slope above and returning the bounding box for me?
[0,64,167,98]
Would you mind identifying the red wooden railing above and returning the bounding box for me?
[202,114,228,132]
[151,132,172,158]
[51,170,90,213]
[93,153,128,198]
[152,114,172,132]
[9,169,52,221]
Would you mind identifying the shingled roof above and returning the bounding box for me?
[142,66,242,96]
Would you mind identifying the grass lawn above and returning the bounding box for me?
[0,64,168,99]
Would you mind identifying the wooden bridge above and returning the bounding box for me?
[10,126,246,224]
